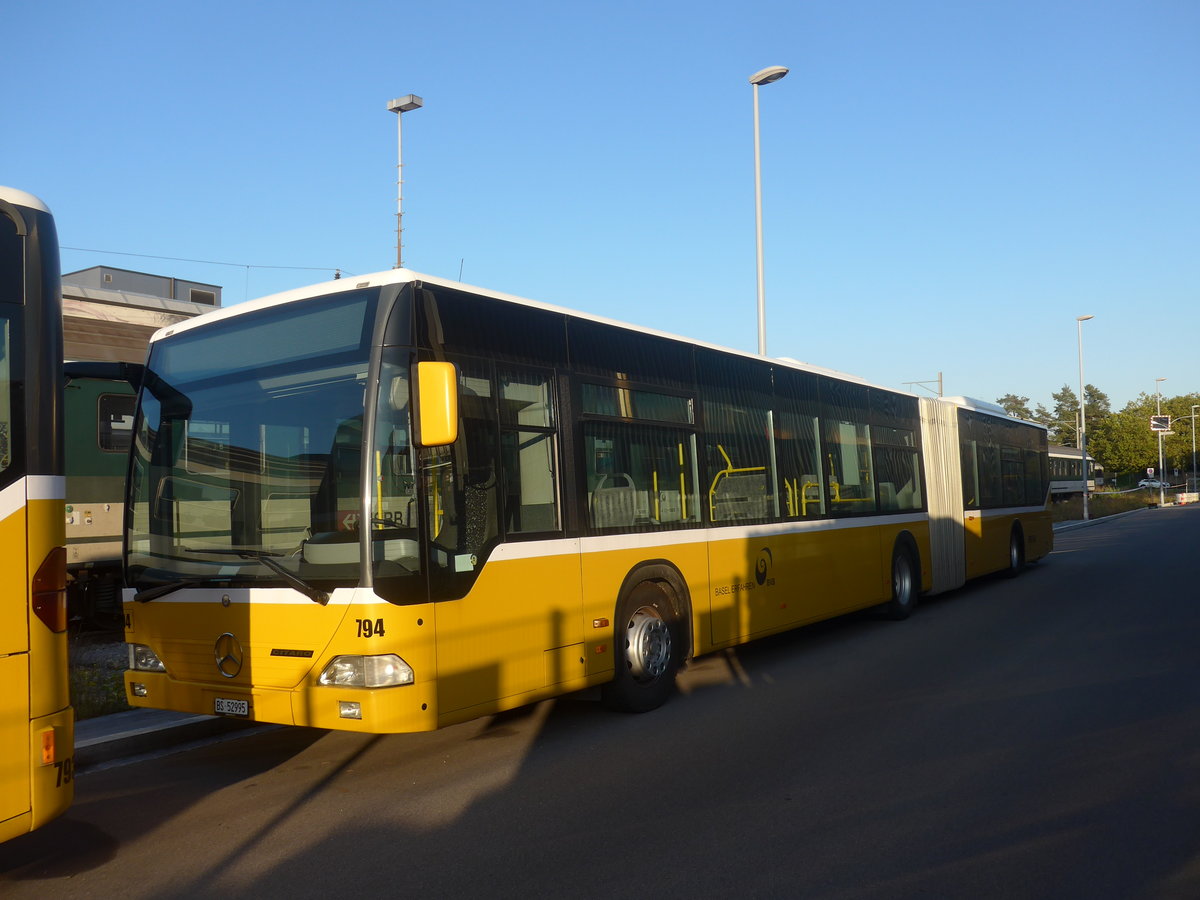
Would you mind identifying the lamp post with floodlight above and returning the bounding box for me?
[387,94,423,269]
[750,65,788,356]
[1156,377,1167,507]
[1192,404,1198,493]
[1076,315,1093,519]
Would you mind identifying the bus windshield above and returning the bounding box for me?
[126,288,395,594]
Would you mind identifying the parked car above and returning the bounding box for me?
[1138,478,1169,489]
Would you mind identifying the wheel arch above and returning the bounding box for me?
[613,559,694,662]
[1010,518,1026,544]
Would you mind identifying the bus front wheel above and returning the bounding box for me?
[602,581,681,713]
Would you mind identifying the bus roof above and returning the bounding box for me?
[939,395,1048,431]
[147,267,906,394]
[0,185,51,214]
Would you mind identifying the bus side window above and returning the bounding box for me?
[583,423,699,531]
[704,402,771,523]
[0,315,9,475]
[498,367,559,534]
[873,425,923,512]
[824,420,875,513]
[960,440,979,508]
[775,410,824,518]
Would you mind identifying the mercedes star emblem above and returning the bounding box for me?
[214,632,244,679]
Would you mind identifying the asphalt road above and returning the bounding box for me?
[4,507,1199,899]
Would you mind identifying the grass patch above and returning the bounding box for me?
[69,646,131,720]
[1051,490,1156,523]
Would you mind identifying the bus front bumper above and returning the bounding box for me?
[124,671,440,733]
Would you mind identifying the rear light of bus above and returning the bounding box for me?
[318,654,414,688]
[32,546,67,633]
[40,727,60,765]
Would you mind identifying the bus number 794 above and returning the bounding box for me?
[356,618,386,638]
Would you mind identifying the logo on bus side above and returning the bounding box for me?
[714,547,777,597]
[215,632,244,678]
[755,547,774,586]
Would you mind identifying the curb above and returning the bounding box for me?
[1053,506,1150,533]
[75,708,257,770]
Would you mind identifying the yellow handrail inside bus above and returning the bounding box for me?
[375,450,384,526]
[708,444,766,521]
[827,453,871,505]
[802,480,821,515]
[432,467,444,535]
[678,443,688,521]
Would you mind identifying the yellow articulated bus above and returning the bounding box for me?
[0,187,71,842]
[122,271,1051,732]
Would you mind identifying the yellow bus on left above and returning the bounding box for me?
[0,185,71,843]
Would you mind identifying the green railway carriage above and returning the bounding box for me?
[64,369,136,626]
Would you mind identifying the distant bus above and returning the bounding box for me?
[1048,445,1103,500]
[0,186,72,842]
[122,270,1051,732]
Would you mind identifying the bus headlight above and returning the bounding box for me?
[318,654,414,688]
[128,643,166,672]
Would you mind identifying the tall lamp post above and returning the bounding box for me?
[1192,404,1198,493]
[387,94,423,269]
[1156,377,1167,507]
[750,65,788,356]
[1076,315,1094,520]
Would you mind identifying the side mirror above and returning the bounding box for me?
[413,361,458,447]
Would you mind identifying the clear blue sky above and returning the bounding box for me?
[6,0,1197,411]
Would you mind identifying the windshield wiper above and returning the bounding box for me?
[133,576,209,603]
[184,547,331,606]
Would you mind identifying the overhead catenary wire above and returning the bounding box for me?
[61,246,351,278]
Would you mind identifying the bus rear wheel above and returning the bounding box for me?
[1005,526,1026,578]
[884,545,917,620]
[602,581,681,713]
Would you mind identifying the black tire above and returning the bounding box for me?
[601,581,682,713]
[1005,526,1026,578]
[884,544,917,620]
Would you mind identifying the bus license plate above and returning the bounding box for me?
[214,697,249,717]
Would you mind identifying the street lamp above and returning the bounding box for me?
[387,94,423,269]
[750,65,788,356]
[1155,377,1167,507]
[1192,404,1198,494]
[1076,315,1094,520]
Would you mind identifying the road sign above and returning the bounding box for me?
[1150,415,1171,432]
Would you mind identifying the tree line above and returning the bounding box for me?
[996,387,1200,483]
